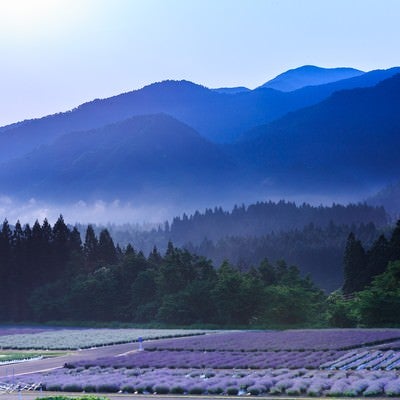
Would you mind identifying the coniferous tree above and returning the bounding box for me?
[343,232,367,294]
[52,215,70,280]
[10,221,26,319]
[389,220,400,262]
[84,225,99,272]
[365,234,390,285]
[0,220,12,318]
[98,228,117,265]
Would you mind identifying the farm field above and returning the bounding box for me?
[3,329,400,397]
[0,328,209,350]
[144,329,400,351]
[0,326,60,336]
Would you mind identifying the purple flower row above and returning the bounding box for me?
[321,350,400,371]
[71,350,344,370]
[0,326,57,336]
[148,329,400,352]
[6,367,400,397]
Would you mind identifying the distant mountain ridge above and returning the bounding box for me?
[0,114,242,206]
[258,65,365,91]
[235,73,400,196]
[0,67,399,211]
[0,66,398,161]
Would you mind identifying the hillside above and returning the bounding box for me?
[236,74,400,196]
[0,114,240,205]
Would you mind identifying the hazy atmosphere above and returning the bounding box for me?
[2,2,400,395]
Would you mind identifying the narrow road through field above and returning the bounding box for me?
[0,342,138,377]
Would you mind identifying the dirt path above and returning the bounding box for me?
[0,342,138,377]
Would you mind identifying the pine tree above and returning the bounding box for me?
[0,220,12,318]
[389,220,400,262]
[366,234,389,284]
[84,225,99,272]
[343,232,367,294]
[52,215,70,280]
[98,229,117,265]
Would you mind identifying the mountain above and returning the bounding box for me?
[235,74,400,196]
[0,114,242,206]
[0,67,398,158]
[259,65,365,91]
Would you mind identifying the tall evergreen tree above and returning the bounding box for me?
[98,229,117,265]
[389,220,400,262]
[52,215,70,280]
[84,225,99,272]
[0,220,12,318]
[343,232,367,294]
[366,234,390,285]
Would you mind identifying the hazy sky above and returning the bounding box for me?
[1,0,399,126]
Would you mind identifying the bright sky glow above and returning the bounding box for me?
[0,0,399,126]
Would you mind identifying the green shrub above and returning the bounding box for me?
[62,384,83,392]
[45,384,62,392]
[95,384,119,393]
[170,385,185,394]
[188,386,205,395]
[154,385,169,394]
[121,385,134,393]
[226,387,239,395]
[83,385,96,393]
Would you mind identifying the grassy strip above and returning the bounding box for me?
[0,351,63,363]
[36,397,108,400]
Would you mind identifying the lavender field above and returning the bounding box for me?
[70,349,345,370]
[7,367,400,397]
[0,328,209,350]
[5,329,400,397]
[146,329,400,351]
[0,326,58,337]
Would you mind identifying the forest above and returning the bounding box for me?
[86,201,388,291]
[0,216,399,327]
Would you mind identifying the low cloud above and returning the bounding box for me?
[0,197,177,226]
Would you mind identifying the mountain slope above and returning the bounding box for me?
[259,65,364,91]
[0,67,398,159]
[0,114,241,205]
[236,74,400,195]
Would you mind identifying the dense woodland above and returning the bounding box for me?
[0,216,400,327]
[88,201,388,291]
[330,221,400,327]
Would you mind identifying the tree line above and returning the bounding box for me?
[329,221,400,327]
[1,216,399,327]
[82,201,388,293]
[0,216,325,325]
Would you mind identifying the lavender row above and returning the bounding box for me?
[7,366,400,397]
[71,350,343,370]
[0,329,207,350]
[0,326,57,337]
[374,340,400,350]
[322,350,400,371]
[148,330,400,352]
